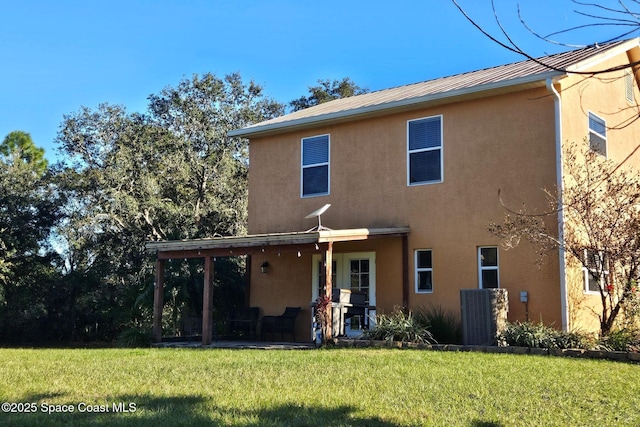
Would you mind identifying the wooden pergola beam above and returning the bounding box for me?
[155,242,324,260]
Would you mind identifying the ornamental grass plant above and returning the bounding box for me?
[364,307,436,343]
[499,321,596,349]
[414,305,463,344]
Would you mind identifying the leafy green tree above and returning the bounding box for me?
[55,73,284,338]
[1,131,48,175]
[0,134,62,342]
[289,77,368,112]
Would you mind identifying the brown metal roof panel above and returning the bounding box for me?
[230,39,638,137]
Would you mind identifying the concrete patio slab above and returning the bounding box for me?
[153,340,316,350]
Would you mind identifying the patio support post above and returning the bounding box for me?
[153,259,165,343]
[402,235,409,311]
[202,256,214,345]
[324,241,333,340]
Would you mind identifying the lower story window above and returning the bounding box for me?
[583,249,610,294]
[415,249,433,293]
[478,247,499,289]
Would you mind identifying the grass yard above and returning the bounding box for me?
[0,347,638,426]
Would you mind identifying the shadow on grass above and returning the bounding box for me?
[1,394,401,426]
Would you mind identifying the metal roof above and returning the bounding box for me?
[229,39,639,138]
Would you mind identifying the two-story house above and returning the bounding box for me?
[148,38,640,344]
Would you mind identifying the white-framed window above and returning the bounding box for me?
[415,249,433,293]
[301,134,330,197]
[478,246,499,289]
[407,115,443,185]
[588,112,607,157]
[583,249,610,294]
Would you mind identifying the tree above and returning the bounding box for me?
[0,133,62,342]
[54,73,284,338]
[289,77,368,112]
[489,143,640,335]
[452,0,640,74]
[1,131,48,175]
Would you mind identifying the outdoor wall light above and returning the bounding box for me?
[260,261,270,274]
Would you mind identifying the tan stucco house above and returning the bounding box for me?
[148,38,640,344]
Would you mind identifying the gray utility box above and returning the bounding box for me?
[460,289,509,346]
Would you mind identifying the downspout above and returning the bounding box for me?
[546,78,569,331]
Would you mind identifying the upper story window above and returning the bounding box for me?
[407,115,443,185]
[301,134,330,197]
[588,112,607,157]
[478,246,499,289]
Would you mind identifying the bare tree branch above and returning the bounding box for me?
[452,0,640,74]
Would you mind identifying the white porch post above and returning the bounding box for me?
[323,241,333,340]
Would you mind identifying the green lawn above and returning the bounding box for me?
[0,347,638,426]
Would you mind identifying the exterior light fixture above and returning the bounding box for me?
[261,261,270,274]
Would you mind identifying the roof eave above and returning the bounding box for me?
[145,226,411,254]
[228,70,564,138]
[567,38,640,72]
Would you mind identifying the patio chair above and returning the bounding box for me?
[227,307,260,339]
[260,307,301,342]
[181,313,202,342]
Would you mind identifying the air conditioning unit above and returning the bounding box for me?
[460,289,509,346]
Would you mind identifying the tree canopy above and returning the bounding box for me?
[289,77,368,112]
[1,130,48,175]
[0,73,371,344]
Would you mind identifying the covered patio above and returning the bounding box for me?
[146,226,410,345]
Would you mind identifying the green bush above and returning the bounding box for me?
[600,328,640,351]
[415,305,462,344]
[365,308,436,344]
[117,327,153,348]
[499,321,594,349]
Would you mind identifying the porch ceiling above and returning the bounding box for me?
[145,226,410,259]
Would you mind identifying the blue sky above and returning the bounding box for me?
[0,0,630,160]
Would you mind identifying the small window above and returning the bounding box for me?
[625,69,634,103]
[415,250,433,293]
[408,116,443,185]
[583,249,610,294]
[588,112,607,157]
[478,247,499,289]
[301,135,329,197]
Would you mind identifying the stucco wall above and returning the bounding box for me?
[558,50,640,330]
[247,85,565,337]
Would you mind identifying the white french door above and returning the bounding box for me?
[311,252,376,337]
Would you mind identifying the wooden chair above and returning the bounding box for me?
[261,307,301,342]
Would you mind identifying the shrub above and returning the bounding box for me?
[117,327,153,348]
[499,321,594,349]
[365,307,436,344]
[600,328,640,351]
[415,305,462,344]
